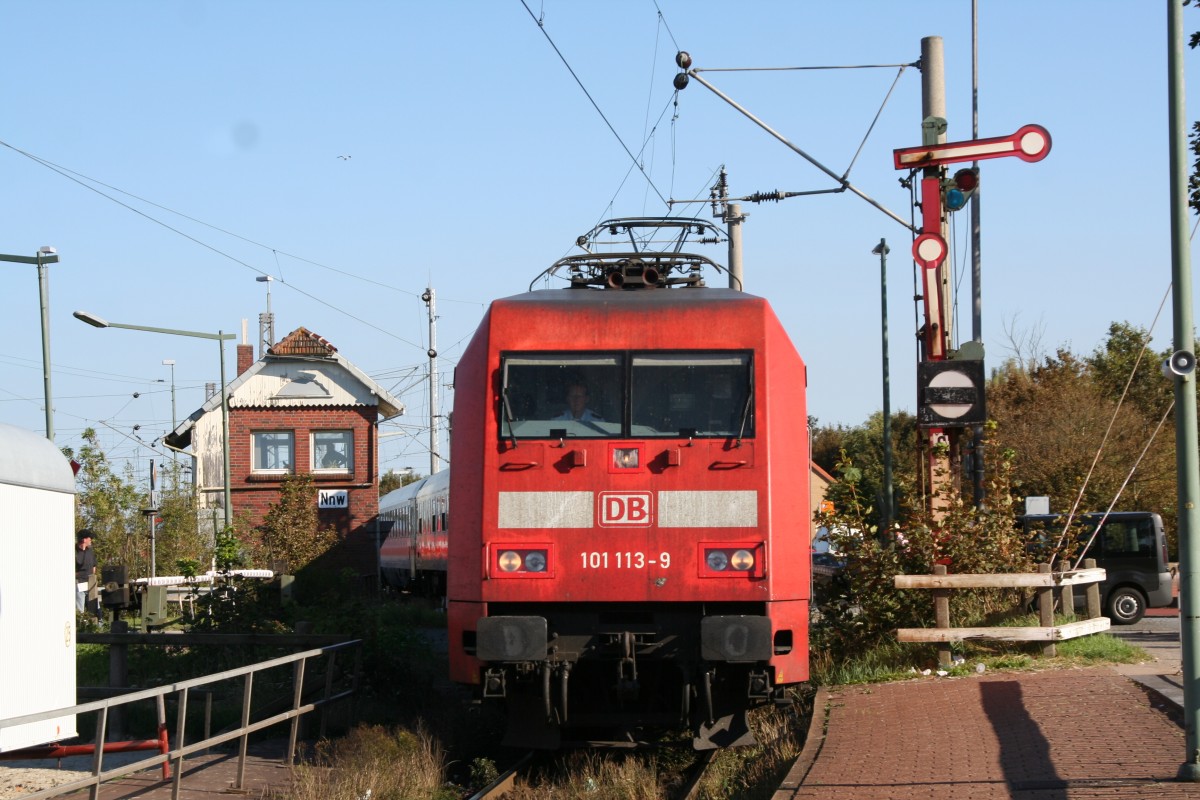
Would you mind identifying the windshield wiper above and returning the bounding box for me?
[501,388,518,448]
[735,370,754,447]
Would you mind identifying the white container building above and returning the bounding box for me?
[0,423,77,751]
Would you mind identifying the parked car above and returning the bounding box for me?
[1020,512,1173,624]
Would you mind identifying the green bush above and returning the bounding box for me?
[812,435,1035,662]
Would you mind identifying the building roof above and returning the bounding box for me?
[164,327,404,450]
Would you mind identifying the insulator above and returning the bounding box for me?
[747,190,785,204]
[675,51,692,69]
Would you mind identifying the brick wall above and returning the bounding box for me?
[228,404,380,578]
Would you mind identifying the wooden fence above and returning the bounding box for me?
[894,559,1110,665]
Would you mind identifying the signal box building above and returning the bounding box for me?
[166,327,404,579]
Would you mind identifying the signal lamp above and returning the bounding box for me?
[943,168,979,211]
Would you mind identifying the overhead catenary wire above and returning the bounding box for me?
[1070,399,1176,571]
[518,0,669,208]
[0,139,455,351]
[1050,281,1173,563]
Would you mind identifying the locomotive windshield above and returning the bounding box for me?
[500,351,753,439]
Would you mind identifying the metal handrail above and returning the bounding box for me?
[0,638,362,799]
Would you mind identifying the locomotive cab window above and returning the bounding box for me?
[631,353,753,438]
[500,351,753,440]
[502,354,623,439]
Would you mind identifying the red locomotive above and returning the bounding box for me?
[446,218,810,749]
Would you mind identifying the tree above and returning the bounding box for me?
[153,459,211,576]
[988,332,1177,553]
[380,469,421,497]
[63,431,212,579]
[65,428,144,573]
[244,473,339,574]
[812,411,919,533]
[1085,321,1173,423]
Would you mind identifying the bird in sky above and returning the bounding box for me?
[337,155,351,160]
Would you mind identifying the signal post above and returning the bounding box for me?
[894,39,1050,514]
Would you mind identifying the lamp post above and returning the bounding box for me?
[872,238,894,539]
[0,246,59,440]
[75,311,235,531]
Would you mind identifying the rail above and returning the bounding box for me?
[0,638,362,800]
[893,560,1109,664]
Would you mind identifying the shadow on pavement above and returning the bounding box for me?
[979,681,1066,798]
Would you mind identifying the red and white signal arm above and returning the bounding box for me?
[893,124,1052,170]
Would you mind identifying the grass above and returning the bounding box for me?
[496,696,813,800]
[280,724,457,800]
[811,613,1147,687]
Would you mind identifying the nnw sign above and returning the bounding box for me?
[318,489,349,509]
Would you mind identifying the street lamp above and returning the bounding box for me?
[871,238,894,539]
[0,246,60,440]
[74,311,236,531]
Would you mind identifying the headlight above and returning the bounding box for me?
[730,549,754,571]
[700,544,765,578]
[706,550,729,571]
[492,547,552,578]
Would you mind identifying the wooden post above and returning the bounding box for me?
[1037,563,1056,657]
[933,564,952,666]
[1084,558,1102,619]
[1059,582,1076,620]
[108,619,129,740]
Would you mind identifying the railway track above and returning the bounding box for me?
[463,746,717,800]
[466,751,535,800]
[677,749,717,800]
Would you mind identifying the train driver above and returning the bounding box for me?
[554,382,603,423]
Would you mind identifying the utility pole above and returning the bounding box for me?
[423,287,442,475]
[970,0,986,506]
[1167,0,1200,780]
[920,35,955,514]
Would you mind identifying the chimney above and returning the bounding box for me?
[237,318,254,375]
[237,344,254,376]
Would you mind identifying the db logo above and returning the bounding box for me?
[598,492,654,527]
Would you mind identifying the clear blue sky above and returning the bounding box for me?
[0,1,1194,483]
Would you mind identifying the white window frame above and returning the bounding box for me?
[252,431,294,473]
[312,430,353,473]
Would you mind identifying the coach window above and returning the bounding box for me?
[631,353,753,437]
[252,431,294,473]
[501,353,624,439]
[313,430,352,472]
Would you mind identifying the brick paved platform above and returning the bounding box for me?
[775,668,1197,800]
